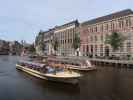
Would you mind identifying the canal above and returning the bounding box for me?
[0,56,133,100]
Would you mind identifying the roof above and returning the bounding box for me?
[81,9,133,26]
[42,28,55,34]
[55,20,79,29]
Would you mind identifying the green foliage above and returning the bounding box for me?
[52,37,59,51]
[28,44,36,53]
[35,30,45,51]
[105,32,126,51]
[72,33,80,50]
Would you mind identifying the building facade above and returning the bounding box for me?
[80,9,133,58]
[54,20,79,56]
[0,40,9,55]
[43,28,54,55]
[9,41,22,55]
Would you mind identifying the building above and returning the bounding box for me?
[0,40,9,55]
[43,28,54,55]
[9,41,22,55]
[54,20,79,56]
[80,9,133,58]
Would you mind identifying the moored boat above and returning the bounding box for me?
[46,57,96,71]
[16,60,81,84]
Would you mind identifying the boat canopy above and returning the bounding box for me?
[18,60,45,68]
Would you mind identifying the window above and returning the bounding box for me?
[129,18,131,26]
[100,45,103,52]
[68,32,69,39]
[100,24,103,32]
[83,45,85,52]
[111,22,115,30]
[90,27,93,32]
[72,28,75,33]
[89,28,91,32]
[119,20,124,28]
[91,45,93,53]
[127,33,131,40]
[95,26,97,32]
[121,20,124,28]
[100,45,103,56]
[105,24,108,30]
[95,45,97,52]
[90,36,93,42]
[95,36,97,42]
[127,42,131,52]
[68,39,69,43]
[119,21,121,28]
[126,18,131,27]
[126,19,128,26]
[70,39,72,43]
[88,27,90,32]
[101,34,103,41]
[86,45,89,52]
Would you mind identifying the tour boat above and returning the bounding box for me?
[16,60,81,84]
[47,57,96,71]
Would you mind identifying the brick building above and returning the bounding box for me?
[54,20,79,56]
[80,9,133,58]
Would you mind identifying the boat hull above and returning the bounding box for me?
[68,66,97,71]
[16,64,79,84]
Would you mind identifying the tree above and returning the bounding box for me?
[51,36,59,55]
[72,33,80,56]
[14,41,23,55]
[35,30,45,55]
[105,32,126,52]
[36,31,44,49]
[28,44,36,53]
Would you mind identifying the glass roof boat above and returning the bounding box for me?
[16,60,81,84]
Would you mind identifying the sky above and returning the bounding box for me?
[0,0,133,43]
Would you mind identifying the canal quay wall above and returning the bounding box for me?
[90,59,133,69]
[56,56,133,69]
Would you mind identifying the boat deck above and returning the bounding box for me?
[45,71,81,78]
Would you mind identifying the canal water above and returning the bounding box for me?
[0,56,133,100]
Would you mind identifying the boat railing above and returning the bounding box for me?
[18,60,46,68]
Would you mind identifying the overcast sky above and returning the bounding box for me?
[0,0,133,43]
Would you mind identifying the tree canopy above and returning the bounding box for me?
[52,36,59,51]
[28,44,36,53]
[105,32,126,51]
[72,33,80,50]
[35,30,45,51]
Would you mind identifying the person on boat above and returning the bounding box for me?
[67,67,72,73]
[53,67,57,75]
